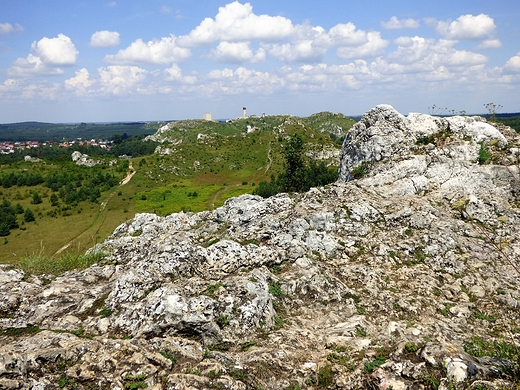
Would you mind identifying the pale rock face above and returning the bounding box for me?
[1,105,520,389]
[71,150,102,167]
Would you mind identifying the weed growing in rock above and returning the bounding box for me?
[216,315,230,328]
[478,143,491,164]
[204,282,227,297]
[0,326,41,337]
[317,364,334,388]
[240,341,256,351]
[57,376,76,388]
[268,281,284,297]
[124,373,148,389]
[160,350,177,365]
[473,311,496,322]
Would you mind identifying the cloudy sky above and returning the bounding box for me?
[1,0,519,123]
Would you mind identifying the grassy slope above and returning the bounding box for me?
[0,113,350,268]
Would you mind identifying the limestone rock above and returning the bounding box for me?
[2,105,520,389]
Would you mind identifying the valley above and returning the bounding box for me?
[0,112,354,268]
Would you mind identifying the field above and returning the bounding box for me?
[0,113,353,269]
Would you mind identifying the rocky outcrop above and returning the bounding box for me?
[1,105,520,389]
[71,151,102,167]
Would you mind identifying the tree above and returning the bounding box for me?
[0,222,9,237]
[277,134,308,193]
[24,208,35,222]
[253,134,338,198]
[31,191,42,204]
[50,193,59,207]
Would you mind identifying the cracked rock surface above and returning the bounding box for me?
[1,105,520,389]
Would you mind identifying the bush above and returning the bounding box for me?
[253,134,337,198]
[24,208,35,222]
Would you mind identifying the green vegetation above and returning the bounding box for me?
[478,143,491,164]
[124,373,148,389]
[317,364,335,388]
[0,121,161,142]
[464,336,520,382]
[253,134,337,198]
[0,113,345,272]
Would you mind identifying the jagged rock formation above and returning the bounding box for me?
[1,105,520,389]
[71,151,102,167]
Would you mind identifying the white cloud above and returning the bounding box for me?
[98,65,147,95]
[478,39,502,49]
[381,16,420,30]
[384,36,488,74]
[211,41,255,63]
[31,34,78,66]
[164,65,198,84]
[504,53,520,73]
[336,32,388,59]
[65,68,94,95]
[106,2,116,7]
[327,23,370,47]
[267,40,326,63]
[178,1,294,46]
[205,66,284,94]
[429,14,496,40]
[90,30,120,48]
[8,54,64,77]
[0,22,24,34]
[105,36,191,65]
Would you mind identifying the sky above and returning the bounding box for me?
[1,0,520,123]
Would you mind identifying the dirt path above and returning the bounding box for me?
[54,163,136,256]
[208,184,241,210]
[264,139,273,174]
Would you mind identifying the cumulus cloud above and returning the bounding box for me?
[205,66,284,94]
[0,22,24,34]
[178,1,294,46]
[478,39,502,49]
[8,54,64,77]
[381,16,420,30]
[211,41,256,63]
[105,36,191,65]
[31,34,78,66]
[267,40,327,63]
[65,68,94,95]
[336,32,388,59]
[428,14,496,40]
[386,36,488,73]
[504,53,520,73]
[90,30,120,48]
[327,23,370,47]
[98,65,147,95]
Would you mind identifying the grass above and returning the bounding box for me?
[463,336,520,382]
[1,114,342,272]
[19,250,108,276]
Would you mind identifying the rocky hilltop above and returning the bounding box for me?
[1,105,520,389]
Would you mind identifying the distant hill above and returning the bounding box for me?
[0,121,163,142]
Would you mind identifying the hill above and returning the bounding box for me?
[0,113,345,261]
[1,106,519,389]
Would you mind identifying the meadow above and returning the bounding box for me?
[0,113,353,271]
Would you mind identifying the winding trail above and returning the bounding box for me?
[54,163,136,256]
[264,139,273,174]
[208,183,241,210]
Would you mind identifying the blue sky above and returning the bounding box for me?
[1,0,519,122]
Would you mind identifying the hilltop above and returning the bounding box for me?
[1,105,519,389]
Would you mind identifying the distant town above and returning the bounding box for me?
[0,138,113,154]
